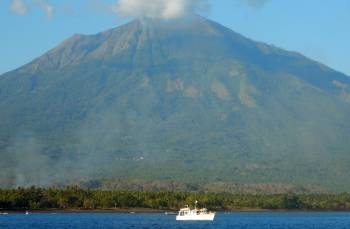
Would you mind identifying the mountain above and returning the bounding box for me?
[1,16,350,192]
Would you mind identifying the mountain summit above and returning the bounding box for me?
[1,16,350,192]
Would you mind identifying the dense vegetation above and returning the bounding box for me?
[1,187,350,211]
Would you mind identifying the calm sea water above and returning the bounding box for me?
[1,212,350,229]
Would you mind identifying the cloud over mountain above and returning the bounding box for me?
[10,0,54,18]
[10,0,28,15]
[111,0,209,19]
[240,0,269,9]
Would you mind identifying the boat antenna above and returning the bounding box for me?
[195,193,198,209]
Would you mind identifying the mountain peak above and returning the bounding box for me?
[27,16,249,72]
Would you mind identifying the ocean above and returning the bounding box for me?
[1,212,350,228]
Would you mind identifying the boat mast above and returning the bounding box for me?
[194,192,198,210]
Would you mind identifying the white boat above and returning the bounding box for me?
[176,201,215,221]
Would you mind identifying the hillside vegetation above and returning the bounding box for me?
[1,187,350,211]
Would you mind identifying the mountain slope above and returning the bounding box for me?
[1,16,350,191]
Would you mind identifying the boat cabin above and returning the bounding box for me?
[178,207,191,216]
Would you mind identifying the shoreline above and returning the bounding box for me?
[2,208,350,214]
[0,208,168,214]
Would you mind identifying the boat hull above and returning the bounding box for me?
[176,213,215,221]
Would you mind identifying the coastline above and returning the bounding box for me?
[0,208,168,214]
[2,208,350,214]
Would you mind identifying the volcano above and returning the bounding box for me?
[1,16,350,192]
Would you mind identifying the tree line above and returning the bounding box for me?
[1,186,350,211]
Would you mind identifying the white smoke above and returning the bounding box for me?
[111,0,209,19]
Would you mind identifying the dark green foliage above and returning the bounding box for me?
[281,193,301,209]
[1,187,350,211]
[1,16,350,191]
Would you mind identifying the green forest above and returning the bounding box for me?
[1,187,350,211]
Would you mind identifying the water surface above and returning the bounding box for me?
[1,212,350,228]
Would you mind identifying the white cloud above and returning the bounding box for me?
[10,0,28,15]
[10,0,54,18]
[34,0,54,18]
[111,0,209,19]
[240,0,269,9]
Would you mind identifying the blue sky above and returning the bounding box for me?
[1,0,349,75]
